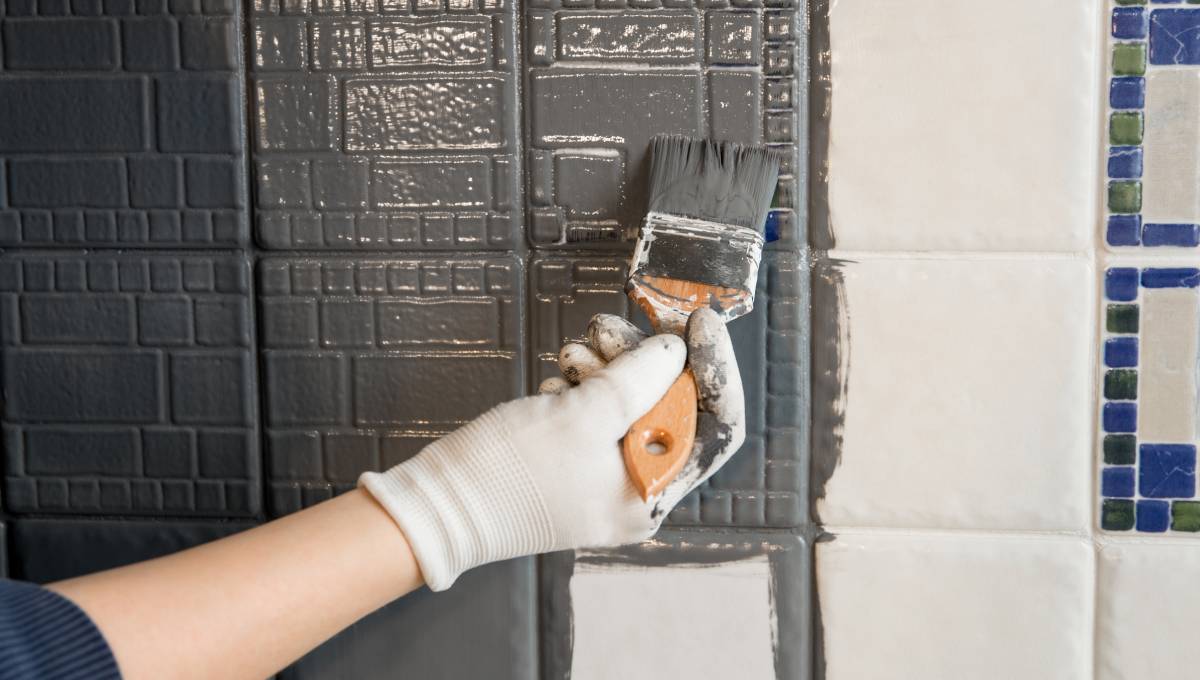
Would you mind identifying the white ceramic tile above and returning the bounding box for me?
[815,256,1094,531]
[1097,540,1200,678]
[1142,70,1200,225]
[1139,287,1199,442]
[569,557,775,679]
[825,0,1099,251]
[817,533,1094,680]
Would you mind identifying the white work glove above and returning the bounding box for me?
[360,308,745,591]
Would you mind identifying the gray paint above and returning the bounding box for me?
[0,1,809,678]
[807,0,833,250]
[809,259,849,516]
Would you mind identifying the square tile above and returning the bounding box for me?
[282,557,536,680]
[820,0,1099,251]
[813,256,1093,531]
[2,254,260,517]
[817,533,1093,680]
[259,256,524,515]
[1097,540,1200,678]
[250,6,519,250]
[524,3,802,247]
[541,531,809,680]
[529,252,809,529]
[1098,264,1200,534]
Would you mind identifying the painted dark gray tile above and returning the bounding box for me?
[10,518,253,583]
[259,255,525,515]
[540,530,810,680]
[0,3,248,248]
[281,556,536,680]
[523,1,801,247]
[1,254,261,517]
[249,2,521,251]
[530,252,806,529]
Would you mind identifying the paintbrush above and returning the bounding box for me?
[623,135,782,500]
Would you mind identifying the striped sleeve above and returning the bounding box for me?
[0,579,121,680]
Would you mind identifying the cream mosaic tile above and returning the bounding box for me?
[820,0,1100,252]
[814,256,1094,531]
[817,533,1094,680]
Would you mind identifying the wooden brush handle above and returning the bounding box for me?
[622,368,697,500]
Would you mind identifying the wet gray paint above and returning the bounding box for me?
[810,259,851,516]
[808,0,834,250]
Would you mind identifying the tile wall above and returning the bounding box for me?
[813,1,1200,678]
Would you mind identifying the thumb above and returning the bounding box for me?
[564,333,686,438]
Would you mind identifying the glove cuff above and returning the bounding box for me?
[359,408,555,591]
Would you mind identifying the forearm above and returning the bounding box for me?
[47,489,424,680]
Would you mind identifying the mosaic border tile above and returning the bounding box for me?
[1099,265,1200,533]
[1106,1,1200,249]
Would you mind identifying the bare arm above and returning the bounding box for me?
[47,489,424,680]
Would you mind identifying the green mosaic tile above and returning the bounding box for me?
[1113,44,1147,76]
[1108,181,1142,214]
[1102,499,1136,531]
[1106,304,1139,334]
[1115,0,1146,4]
[1110,112,1144,145]
[1105,369,1138,400]
[1172,502,1200,532]
[1104,435,1137,465]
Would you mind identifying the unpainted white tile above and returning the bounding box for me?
[1097,540,1200,679]
[817,533,1094,680]
[569,558,775,680]
[816,256,1094,531]
[825,0,1099,251]
[1139,287,1200,441]
[1142,70,1200,224]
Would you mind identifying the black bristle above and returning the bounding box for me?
[645,135,783,232]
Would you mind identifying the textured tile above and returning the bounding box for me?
[820,0,1099,251]
[817,533,1093,680]
[1098,264,1200,534]
[11,518,253,583]
[813,256,1093,531]
[541,531,809,680]
[1,254,260,517]
[250,4,520,250]
[281,557,536,680]
[1096,540,1200,678]
[530,252,808,529]
[524,2,801,247]
[260,256,524,515]
[0,5,248,247]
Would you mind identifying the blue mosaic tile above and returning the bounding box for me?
[1143,223,1200,247]
[1105,337,1139,368]
[1108,146,1144,179]
[1142,267,1200,288]
[1102,466,1137,498]
[1140,444,1197,498]
[1106,267,1140,301]
[1108,215,1142,246]
[1149,8,1200,64]
[1110,76,1146,108]
[1103,402,1138,433]
[1114,7,1150,40]
[1137,499,1170,532]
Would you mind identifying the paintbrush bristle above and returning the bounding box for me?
[646,135,783,231]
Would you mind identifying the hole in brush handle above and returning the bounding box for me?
[622,369,698,501]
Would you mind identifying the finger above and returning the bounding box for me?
[558,342,606,384]
[538,376,571,395]
[586,313,647,361]
[686,307,744,427]
[565,334,686,438]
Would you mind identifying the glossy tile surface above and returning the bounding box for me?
[817,533,1094,680]
[250,0,521,250]
[0,2,248,247]
[813,256,1094,531]
[1099,265,1200,534]
[821,0,1099,251]
[541,530,809,680]
[1,254,260,517]
[1097,540,1200,679]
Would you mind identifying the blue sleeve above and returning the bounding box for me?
[0,579,121,680]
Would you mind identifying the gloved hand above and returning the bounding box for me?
[359,308,745,591]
